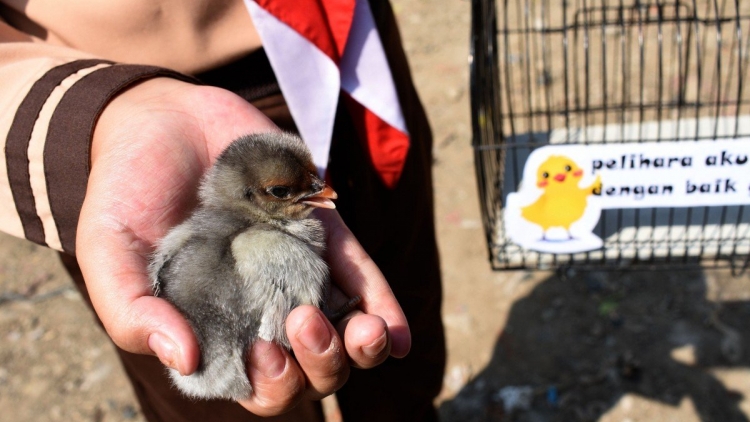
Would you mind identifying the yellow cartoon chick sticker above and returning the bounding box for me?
[505,152,604,253]
[522,156,602,239]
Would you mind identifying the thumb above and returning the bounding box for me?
[117,295,201,376]
[76,217,200,376]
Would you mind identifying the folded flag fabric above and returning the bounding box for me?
[244,0,410,188]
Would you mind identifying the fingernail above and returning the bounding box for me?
[250,341,286,378]
[296,312,332,354]
[362,331,388,359]
[148,332,181,374]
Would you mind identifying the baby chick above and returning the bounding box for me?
[521,155,601,240]
[148,133,344,401]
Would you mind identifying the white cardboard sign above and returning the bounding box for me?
[504,138,750,253]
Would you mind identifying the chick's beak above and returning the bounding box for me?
[301,185,338,209]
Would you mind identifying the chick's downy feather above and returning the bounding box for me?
[148,133,337,401]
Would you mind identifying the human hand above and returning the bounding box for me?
[76,78,411,415]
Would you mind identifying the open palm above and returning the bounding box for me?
[74,78,410,416]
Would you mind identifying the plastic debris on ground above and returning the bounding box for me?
[495,385,534,413]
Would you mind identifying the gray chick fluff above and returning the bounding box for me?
[148,133,339,401]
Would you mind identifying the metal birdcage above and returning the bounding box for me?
[470,0,750,271]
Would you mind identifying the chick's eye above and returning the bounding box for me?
[564,165,572,172]
[268,186,291,199]
[542,172,549,178]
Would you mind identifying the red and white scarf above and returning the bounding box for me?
[244,0,409,188]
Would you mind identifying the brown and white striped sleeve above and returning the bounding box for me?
[0,42,197,255]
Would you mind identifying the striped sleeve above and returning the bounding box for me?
[0,42,197,254]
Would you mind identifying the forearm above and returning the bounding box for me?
[0,37,196,254]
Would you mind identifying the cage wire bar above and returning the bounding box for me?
[470,0,750,271]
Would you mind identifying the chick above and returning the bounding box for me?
[520,155,601,240]
[148,133,347,401]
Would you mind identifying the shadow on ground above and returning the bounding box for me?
[440,268,750,422]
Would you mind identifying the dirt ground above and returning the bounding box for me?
[2,0,750,421]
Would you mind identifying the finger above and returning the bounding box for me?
[286,306,349,400]
[76,222,200,376]
[238,340,306,416]
[326,285,391,367]
[314,210,411,358]
[336,312,391,369]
